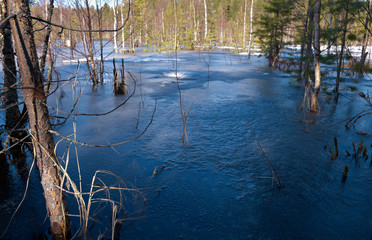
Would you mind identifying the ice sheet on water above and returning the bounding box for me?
[163,71,187,79]
[130,57,183,63]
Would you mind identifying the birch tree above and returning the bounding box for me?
[113,0,118,53]
[121,1,125,47]
[247,0,254,57]
[203,0,207,41]
[360,0,370,69]
[311,0,321,112]
[243,0,247,46]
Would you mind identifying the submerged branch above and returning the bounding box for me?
[247,121,282,188]
[44,71,137,117]
[49,100,156,148]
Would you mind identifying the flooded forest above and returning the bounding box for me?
[0,0,372,239]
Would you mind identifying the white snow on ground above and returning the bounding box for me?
[62,57,100,64]
[218,46,237,50]
[281,45,372,60]
[131,57,183,63]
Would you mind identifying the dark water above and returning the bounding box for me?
[1,51,372,239]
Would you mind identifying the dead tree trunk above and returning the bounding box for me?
[9,0,70,239]
[311,0,321,112]
[113,59,125,94]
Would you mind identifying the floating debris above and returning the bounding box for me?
[153,166,165,176]
[356,131,368,136]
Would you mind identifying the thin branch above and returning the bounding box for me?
[44,71,137,117]
[0,133,31,154]
[49,100,157,148]
[247,120,282,188]
[0,12,18,29]
[29,0,131,33]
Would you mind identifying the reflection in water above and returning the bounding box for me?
[0,141,11,201]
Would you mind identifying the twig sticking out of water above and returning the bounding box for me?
[247,121,282,188]
[342,165,349,182]
[330,136,339,160]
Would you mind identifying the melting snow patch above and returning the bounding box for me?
[131,57,183,63]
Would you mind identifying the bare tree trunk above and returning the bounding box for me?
[130,4,134,48]
[360,0,370,68]
[299,11,309,77]
[97,1,104,83]
[0,0,21,131]
[192,0,197,42]
[327,12,332,56]
[69,29,74,59]
[113,0,118,53]
[161,9,165,42]
[243,0,247,47]
[113,58,125,94]
[303,0,315,82]
[174,0,177,50]
[247,0,254,58]
[335,1,349,102]
[9,0,70,238]
[85,0,99,85]
[121,2,125,47]
[311,0,321,112]
[203,0,207,41]
[59,2,64,44]
[39,0,54,76]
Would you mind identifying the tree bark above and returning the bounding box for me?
[335,0,349,102]
[113,0,118,53]
[311,0,321,112]
[247,0,254,58]
[203,0,207,41]
[97,1,104,83]
[39,0,54,77]
[0,0,21,131]
[84,0,99,85]
[327,12,332,56]
[9,0,70,239]
[360,0,370,69]
[243,0,247,46]
[174,0,177,50]
[303,0,315,82]
[192,0,197,42]
[121,2,125,47]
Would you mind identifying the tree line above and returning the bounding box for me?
[256,0,371,111]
